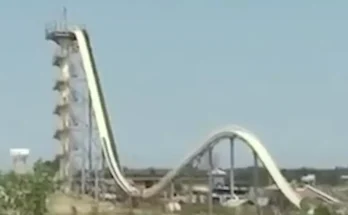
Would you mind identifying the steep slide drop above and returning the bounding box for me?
[72,27,302,208]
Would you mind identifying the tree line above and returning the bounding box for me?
[116,166,348,186]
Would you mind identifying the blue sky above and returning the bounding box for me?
[1,1,348,169]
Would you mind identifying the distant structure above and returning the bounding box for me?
[340,175,348,183]
[10,148,30,174]
[210,168,226,187]
[301,174,316,185]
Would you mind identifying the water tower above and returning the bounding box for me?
[10,148,30,174]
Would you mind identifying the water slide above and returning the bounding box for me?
[305,185,341,204]
[70,27,302,208]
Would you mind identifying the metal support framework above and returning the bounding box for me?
[253,151,261,215]
[68,54,91,194]
[208,147,214,215]
[46,18,105,198]
[229,137,235,198]
[49,29,75,191]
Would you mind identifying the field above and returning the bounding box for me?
[46,192,303,215]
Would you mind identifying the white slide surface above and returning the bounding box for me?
[305,185,341,204]
[71,27,302,208]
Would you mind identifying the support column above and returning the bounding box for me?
[253,151,259,190]
[47,25,76,193]
[55,57,72,193]
[94,148,102,201]
[87,95,93,174]
[170,181,175,199]
[81,156,86,195]
[229,138,235,198]
[101,149,106,184]
[253,151,261,215]
[208,147,213,215]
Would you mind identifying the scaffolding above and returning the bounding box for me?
[46,13,104,197]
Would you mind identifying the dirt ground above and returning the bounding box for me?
[46,192,124,215]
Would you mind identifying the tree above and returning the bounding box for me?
[314,204,333,215]
[33,155,61,176]
[0,158,58,215]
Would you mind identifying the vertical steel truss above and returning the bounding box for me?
[51,35,75,192]
[74,52,105,199]
[47,22,104,197]
[71,52,105,198]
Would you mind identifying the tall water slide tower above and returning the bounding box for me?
[44,15,266,207]
[46,17,104,196]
